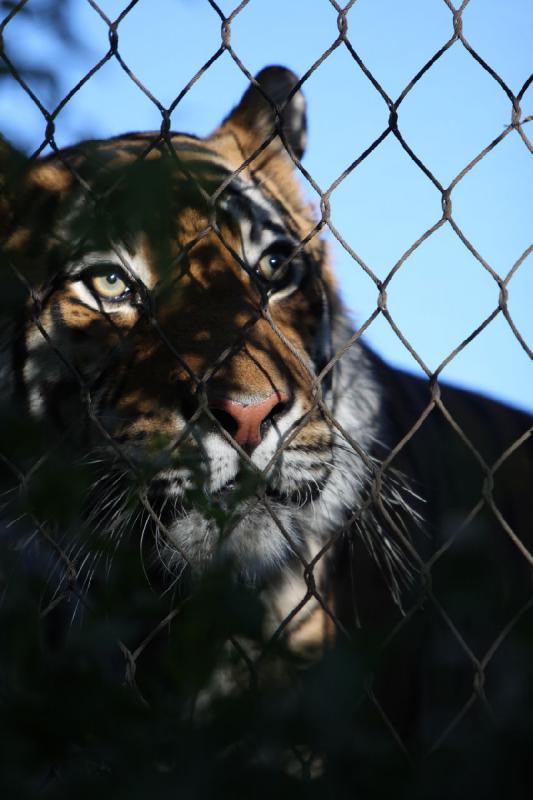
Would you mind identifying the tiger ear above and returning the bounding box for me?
[221,66,307,161]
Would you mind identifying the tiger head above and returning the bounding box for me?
[3,67,382,591]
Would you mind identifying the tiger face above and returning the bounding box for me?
[4,68,381,593]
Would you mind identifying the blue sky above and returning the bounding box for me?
[1,0,531,410]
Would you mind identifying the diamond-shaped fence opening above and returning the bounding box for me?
[0,0,532,795]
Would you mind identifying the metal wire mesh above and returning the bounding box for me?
[0,0,532,794]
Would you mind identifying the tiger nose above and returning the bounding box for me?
[209,392,289,453]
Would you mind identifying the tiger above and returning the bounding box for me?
[1,66,532,792]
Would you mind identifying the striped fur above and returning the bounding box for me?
[2,67,532,664]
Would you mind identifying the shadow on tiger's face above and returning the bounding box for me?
[6,68,379,584]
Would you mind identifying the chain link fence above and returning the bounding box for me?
[1,1,532,797]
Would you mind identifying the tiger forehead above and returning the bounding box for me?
[33,133,238,191]
[53,142,298,264]
[31,131,301,226]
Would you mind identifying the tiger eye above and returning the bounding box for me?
[90,270,130,300]
[257,249,291,281]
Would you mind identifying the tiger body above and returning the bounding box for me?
[2,67,533,789]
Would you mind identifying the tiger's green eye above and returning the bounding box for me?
[88,269,131,301]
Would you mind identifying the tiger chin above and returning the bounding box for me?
[2,66,532,665]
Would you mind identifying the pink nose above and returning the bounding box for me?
[209,392,289,453]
